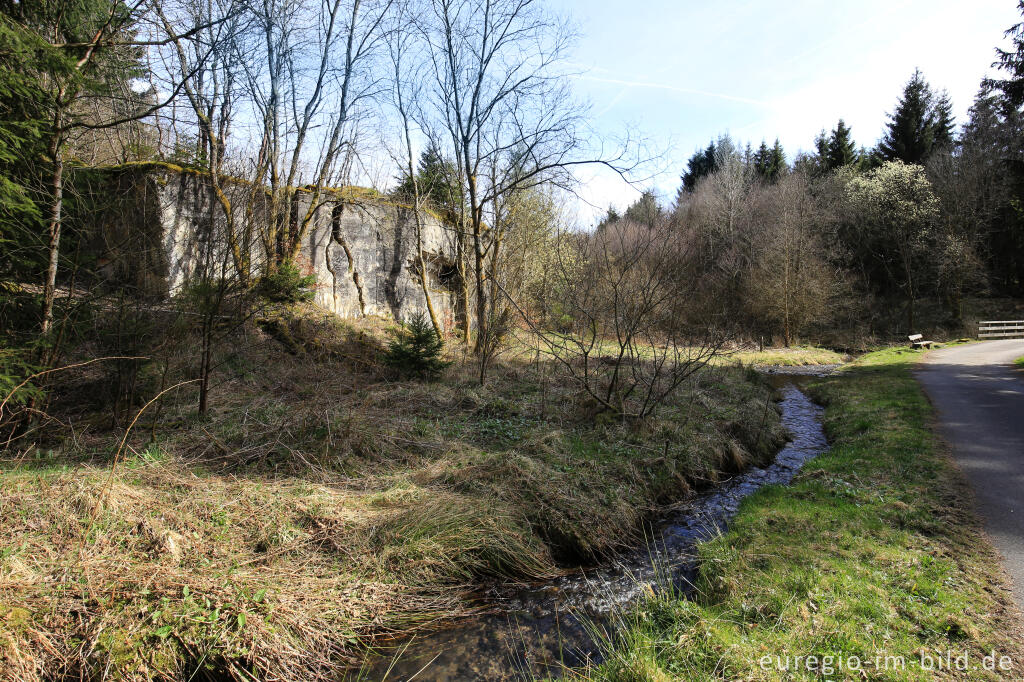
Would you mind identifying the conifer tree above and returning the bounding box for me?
[814,130,829,160]
[768,139,787,180]
[383,313,451,380]
[808,129,830,175]
[681,140,718,192]
[395,143,464,217]
[986,1,1024,108]
[826,119,857,170]
[932,90,956,150]
[624,190,661,228]
[0,15,49,282]
[753,139,786,182]
[596,205,621,231]
[753,140,771,179]
[857,146,883,173]
[879,69,951,164]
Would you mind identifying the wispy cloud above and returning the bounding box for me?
[594,86,632,117]
[574,74,770,107]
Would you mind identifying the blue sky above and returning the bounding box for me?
[553,0,1022,223]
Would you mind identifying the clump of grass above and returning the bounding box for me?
[0,460,478,681]
[1,315,788,681]
[1014,355,1024,369]
[566,347,1023,681]
[724,345,847,367]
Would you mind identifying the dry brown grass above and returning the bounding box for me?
[0,462,474,680]
[1,310,787,681]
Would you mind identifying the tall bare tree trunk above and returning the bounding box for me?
[42,126,65,335]
[457,213,471,344]
[414,214,443,336]
[465,171,488,353]
[472,225,487,352]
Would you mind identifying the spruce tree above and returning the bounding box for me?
[826,119,857,170]
[811,129,830,175]
[383,313,451,380]
[596,205,621,231]
[857,146,883,173]
[931,90,956,150]
[395,143,464,217]
[986,1,1024,108]
[681,140,718,192]
[753,139,786,182]
[624,190,661,227]
[0,16,48,281]
[768,139,787,180]
[753,140,771,179]
[879,69,945,164]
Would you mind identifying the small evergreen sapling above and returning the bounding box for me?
[383,313,451,380]
[257,262,316,303]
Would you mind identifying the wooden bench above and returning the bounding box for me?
[908,333,933,349]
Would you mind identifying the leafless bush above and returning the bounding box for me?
[509,218,725,420]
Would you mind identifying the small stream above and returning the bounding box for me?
[361,372,832,681]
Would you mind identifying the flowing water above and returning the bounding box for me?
[360,372,832,681]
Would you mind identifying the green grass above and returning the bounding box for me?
[1014,355,1024,369]
[568,347,1023,681]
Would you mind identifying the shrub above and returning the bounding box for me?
[383,313,451,380]
[257,263,316,303]
[0,348,40,409]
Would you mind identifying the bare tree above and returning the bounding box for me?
[154,0,253,282]
[508,218,724,420]
[243,0,395,274]
[385,1,443,335]
[927,148,994,322]
[419,0,638,351]
[745,173,835,346]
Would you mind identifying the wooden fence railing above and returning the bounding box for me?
[978,320,1024,339]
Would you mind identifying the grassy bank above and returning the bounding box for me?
[570,348,1023,681]
[726,346,846,367]
[0,312,787,681]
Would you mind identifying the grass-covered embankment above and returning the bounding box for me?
[572,347,1023,680]
[0,310,788,681]
[726,346,846,367]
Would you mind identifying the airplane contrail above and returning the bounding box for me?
[574,74,770,107]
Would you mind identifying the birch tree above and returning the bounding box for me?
[385,2,443,334]
[419,0,637,350]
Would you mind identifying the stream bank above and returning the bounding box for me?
[362,372,832,681]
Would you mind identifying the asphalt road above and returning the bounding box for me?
[917,339,1024,606]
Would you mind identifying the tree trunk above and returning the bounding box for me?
[455,217,471,344]
[415,214,443,337]
[42,129,65,335]
[199,327,211,416]
[472,219,487,353]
